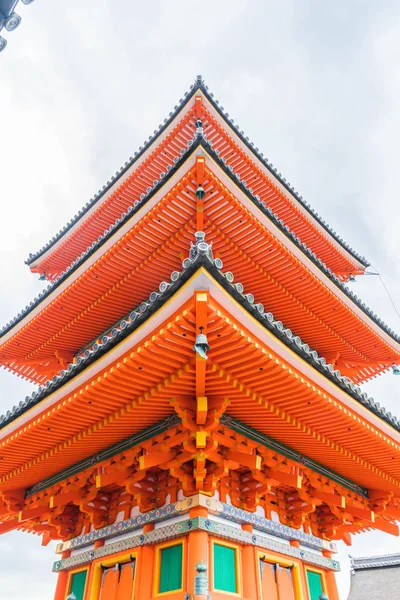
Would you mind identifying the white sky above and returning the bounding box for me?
[1,1,400,598]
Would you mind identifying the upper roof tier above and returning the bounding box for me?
[26,76,368,281]
[0,142,398,385]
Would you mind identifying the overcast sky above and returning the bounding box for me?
[1,1,400,598]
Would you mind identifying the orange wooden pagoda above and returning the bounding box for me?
[0,76,400,600]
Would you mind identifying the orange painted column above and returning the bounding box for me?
[290,540,309,599]
[136,524,155,600]
[242,524,258,600]
[188,507,209,597]
[84,540,104,600]
[322,551,340,600]
[54,551,71,600]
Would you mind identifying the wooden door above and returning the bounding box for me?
[261,562,279,600]
[99,564,119,600]
[276,565,295,600]
[260,561,295,600]
[116,561,136,600]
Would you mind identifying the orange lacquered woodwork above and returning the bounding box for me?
[118,562,135,600]
[261,563,279,600]
[99,565,119,600]
[0,288,399,547]
[0,288,399,497]
[0,163,396,386]
[277,567,295,600]
[30,97,362,282]
[0,81,391,600]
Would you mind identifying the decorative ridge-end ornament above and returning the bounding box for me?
[5,13,22,32]
[66,594,77,600]
[193,327,210,360]
[194,560,209,597]
[189,232,214,262]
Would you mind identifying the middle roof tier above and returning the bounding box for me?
[0,140,398,385]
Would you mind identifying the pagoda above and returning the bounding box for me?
[0,76,400,600]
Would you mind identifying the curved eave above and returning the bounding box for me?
[25,84,200,270]
[26,78,368,274]
[1,257,400,443]
[2,139,399,364]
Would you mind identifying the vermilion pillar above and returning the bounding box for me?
[188,506,209,597]
[242,524,258,599]
[136,523,155,600]
[54,551,71,600]
[322,551,340,600]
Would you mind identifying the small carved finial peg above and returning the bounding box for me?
[194,560,209,595]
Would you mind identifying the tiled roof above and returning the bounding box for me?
[25,76,368,268]
[351,554,400,570]
[348,554,400,600]
[1,135,397,347]
[1,233,399,439]
[0,1,34,53]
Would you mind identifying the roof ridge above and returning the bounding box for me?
[351,553,400,570]
[2,136,398,350]
[25,75,368,269]
[1,232,399,440]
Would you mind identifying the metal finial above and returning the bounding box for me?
[194,560,209,595]
[195,185,205,200]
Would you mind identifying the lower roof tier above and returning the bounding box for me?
[0,144,398,385]
[1,417,398,545]
[0,263,400,513]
